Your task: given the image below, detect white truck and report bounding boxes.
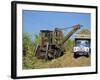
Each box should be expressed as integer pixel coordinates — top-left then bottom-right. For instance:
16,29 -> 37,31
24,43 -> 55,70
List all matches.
73,34 -> 90,58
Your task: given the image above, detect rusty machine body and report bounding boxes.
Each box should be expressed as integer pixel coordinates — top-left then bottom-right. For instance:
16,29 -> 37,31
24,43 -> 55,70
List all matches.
35,24 -> 81,60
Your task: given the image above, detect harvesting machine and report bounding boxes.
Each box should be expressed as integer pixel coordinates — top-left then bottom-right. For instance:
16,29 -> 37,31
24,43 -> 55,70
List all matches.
35,24 -> 81,60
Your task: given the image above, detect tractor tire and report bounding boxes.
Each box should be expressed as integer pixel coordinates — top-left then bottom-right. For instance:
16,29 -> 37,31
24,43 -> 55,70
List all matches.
57,49 -> 62,57
54,50 -> 58,59
53,49 -> 63,59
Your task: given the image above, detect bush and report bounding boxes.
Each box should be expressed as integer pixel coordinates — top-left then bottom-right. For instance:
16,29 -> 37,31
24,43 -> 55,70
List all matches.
23,32 -> 40,69
66,39 -> 74,51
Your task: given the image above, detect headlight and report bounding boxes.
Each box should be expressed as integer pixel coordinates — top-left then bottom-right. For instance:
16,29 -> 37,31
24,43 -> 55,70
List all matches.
84,47 -> 89,52
74,47 -> 77,52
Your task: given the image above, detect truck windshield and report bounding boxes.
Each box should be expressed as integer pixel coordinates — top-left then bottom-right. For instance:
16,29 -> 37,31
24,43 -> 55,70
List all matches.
75,40 -> 90,47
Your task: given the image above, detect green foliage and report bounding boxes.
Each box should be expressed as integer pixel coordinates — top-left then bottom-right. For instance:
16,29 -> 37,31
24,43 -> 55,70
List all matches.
23,32 -> 40,69
66,39 -> 74,51
23,33 -> 34,56
78,29 -> 90,35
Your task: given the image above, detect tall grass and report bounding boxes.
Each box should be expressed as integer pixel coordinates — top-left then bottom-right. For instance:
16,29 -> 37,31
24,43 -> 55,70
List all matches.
23,32 -> 40,69
66,39 -> 74,51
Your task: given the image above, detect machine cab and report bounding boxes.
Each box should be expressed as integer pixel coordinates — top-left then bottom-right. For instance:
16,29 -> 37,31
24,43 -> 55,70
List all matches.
40,30 -> 53,46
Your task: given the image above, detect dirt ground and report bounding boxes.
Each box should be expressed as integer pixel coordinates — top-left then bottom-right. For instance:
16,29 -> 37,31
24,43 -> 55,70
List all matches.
33,51 -> 91,69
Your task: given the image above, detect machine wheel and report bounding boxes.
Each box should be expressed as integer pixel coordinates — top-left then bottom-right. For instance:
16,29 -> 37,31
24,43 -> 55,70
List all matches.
53,49 -> 63,59
54,50 -> 58,59
57,49 -> 62,57
59,50 -> 64,57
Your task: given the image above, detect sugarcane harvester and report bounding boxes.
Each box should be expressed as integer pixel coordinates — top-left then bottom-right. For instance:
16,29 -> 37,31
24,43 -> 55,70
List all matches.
35,24 -> 81,60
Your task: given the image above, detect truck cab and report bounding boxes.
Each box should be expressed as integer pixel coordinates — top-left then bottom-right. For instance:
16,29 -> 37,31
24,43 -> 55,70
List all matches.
73,34 -> 91,58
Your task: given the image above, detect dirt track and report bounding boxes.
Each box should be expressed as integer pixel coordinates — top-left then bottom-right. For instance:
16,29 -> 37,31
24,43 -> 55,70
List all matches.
34,51 -> 91,69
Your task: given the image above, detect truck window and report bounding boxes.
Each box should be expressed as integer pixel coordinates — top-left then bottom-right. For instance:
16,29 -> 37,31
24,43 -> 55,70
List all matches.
75,39 -> 90,47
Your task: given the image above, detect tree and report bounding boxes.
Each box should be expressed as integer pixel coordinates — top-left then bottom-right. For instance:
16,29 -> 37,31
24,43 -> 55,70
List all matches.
78,29 -> 90,35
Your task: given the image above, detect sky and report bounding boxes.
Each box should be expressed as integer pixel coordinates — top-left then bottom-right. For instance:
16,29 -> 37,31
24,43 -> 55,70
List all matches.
22,10 -> 91,40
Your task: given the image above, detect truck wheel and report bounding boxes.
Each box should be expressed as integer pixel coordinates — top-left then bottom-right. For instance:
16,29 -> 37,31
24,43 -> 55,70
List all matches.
85,53 -> 89,57
74,53 -> 78,58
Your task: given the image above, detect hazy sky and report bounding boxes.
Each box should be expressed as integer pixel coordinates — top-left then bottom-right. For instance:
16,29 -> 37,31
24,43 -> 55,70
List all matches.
22,10 -> 91,40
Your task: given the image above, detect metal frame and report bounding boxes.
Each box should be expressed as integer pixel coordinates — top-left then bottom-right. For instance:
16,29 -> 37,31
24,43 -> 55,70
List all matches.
11,1 -> 98,79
